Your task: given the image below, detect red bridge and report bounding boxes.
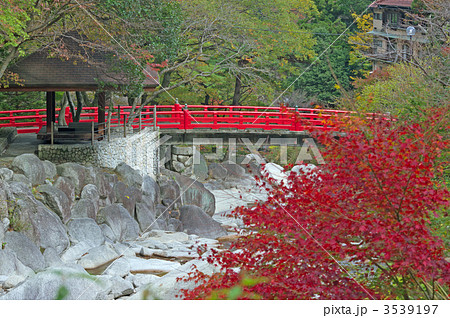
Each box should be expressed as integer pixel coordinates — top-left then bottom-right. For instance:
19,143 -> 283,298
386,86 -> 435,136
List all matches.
0,103 -> 355,134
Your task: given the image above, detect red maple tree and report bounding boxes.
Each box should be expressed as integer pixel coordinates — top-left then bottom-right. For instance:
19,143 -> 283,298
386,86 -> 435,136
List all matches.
182,110 -> 449,300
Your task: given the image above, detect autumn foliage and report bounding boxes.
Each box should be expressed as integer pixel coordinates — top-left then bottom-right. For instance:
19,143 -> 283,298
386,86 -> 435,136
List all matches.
182,111 -> 449,300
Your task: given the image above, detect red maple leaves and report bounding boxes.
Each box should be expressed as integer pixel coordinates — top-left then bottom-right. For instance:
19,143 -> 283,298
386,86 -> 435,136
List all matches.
182,110 -> 449,300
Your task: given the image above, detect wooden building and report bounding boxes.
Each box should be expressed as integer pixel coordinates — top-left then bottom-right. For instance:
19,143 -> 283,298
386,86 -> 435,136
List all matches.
0,34 -> 158,141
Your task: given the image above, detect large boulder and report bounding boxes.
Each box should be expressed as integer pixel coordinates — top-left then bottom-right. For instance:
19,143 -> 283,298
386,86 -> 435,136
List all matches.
78,244 -> 120,271
127,257 -> 181,275
53,176 -> 76,207
171,145 -> 193,156
221,161 -> 247,180
36,184 -> 71,223
43,247 -> 64,268
67,218 -> 105,247
154,204 -> 170,230
0,249 -> 34,279
113,181 -> 127,203
97,204 -> 140,241
80,184 -> 100,214
42,160 -> 57,180
208,163 -> 228,180
241,160 -> 263,178
161,170 -> 215,216
135,195 -> 159,233
95,172 -> 116,205
0,180 -> 8,219
60,241 -> 93,264
0,265 -> 108,300
0,168 -> 13,181
136,259 -> 220,300
103,258 -> 131,278
70,199 -> 97,220
5,180 -> 34,201
142,175 -> 160,204
114,162 -> 143,189
0,221 -> 4,244
56,163 -> 94,195
262,162 -> 288,184
3,231 -> 46,272
179,205 -> 227,239
11,174 -> 32,187
11,196 -> 69,254
290,163 -> 321,180
158,179 -> 181,205
122,186 -> 142,217
105,276 -> 134,299
11,154 -> 46,186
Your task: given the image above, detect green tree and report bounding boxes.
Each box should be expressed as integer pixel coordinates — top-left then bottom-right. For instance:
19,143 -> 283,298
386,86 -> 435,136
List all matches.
0,0 -> 96,84
352,63 -> 449,122
285,1 -> 372,106
153,0 -> 318,106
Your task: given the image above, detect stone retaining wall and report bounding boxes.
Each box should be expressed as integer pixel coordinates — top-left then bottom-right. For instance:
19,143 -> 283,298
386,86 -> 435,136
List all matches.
38,128 -> 159,177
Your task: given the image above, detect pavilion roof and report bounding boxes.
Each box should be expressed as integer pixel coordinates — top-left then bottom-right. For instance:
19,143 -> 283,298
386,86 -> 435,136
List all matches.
1,34 -> 159,92
369,0 -> 413,9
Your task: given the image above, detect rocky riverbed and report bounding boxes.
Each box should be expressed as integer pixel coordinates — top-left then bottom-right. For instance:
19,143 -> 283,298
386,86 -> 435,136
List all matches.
0,153 -> 277,300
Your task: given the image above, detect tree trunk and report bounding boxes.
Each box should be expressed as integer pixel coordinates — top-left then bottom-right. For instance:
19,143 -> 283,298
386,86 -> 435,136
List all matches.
232,72 -> 242,106
58,92 -> 68,127
162,71 -> 171,88
232,59 -> 245,106
75,91 -> 84,122
204,93 -> 210,105
0,47 -> 18,81
81,91 -> 93,107
126,93 -> 143,127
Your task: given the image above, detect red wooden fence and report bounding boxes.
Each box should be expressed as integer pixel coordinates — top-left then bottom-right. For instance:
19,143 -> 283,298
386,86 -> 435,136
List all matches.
0,103 -> 356,134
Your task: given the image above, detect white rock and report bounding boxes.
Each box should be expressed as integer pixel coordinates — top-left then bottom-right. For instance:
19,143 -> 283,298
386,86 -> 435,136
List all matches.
3,275 -> 27,289
127,257 -> 181,274
153,249 -> 199,259
60,241 -> 93,263
67,218 -> 105,247
131,273 -> 160,288
146,231 -> 190,243
133,259 -> 220,300
103,258 -> 131,278
137,238 -> 168,250
43,247 -> 64,268
262,162 -> 288,183
133,246 -> 161,258
291,163 -> 321,181
0,275 -> 7,284
2,218 -> 10,230
192,238 -> 220,248
105,276 -> 134,299
78,244 -> 119,270
112,242 -> 136,258
0,265 -> 107,300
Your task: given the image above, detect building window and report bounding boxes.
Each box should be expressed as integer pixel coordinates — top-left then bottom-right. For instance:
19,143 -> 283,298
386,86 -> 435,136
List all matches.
386,12 -> 399,25
374,13 -> 382,20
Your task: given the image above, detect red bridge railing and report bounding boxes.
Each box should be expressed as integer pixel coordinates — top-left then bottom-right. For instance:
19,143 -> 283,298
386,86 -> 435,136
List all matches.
0,103 -> 355,134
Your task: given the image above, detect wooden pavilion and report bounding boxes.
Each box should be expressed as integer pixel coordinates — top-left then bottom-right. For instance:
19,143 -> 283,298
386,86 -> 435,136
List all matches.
0,34 -> 158,141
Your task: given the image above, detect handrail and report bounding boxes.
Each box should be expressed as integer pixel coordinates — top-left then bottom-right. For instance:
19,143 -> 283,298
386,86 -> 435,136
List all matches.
0,104 -> 360,134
